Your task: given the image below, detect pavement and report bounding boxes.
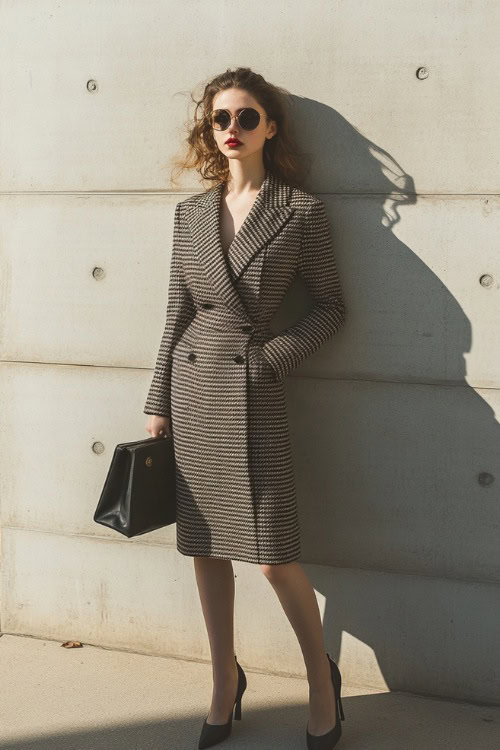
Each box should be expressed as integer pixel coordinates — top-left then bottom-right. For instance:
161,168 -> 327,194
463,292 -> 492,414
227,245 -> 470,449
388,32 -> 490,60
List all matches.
0,633 -> 498,749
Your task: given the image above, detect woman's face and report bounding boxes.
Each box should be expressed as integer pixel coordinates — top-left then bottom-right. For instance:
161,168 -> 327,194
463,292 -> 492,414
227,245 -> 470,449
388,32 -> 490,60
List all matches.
210,88 -> 277,164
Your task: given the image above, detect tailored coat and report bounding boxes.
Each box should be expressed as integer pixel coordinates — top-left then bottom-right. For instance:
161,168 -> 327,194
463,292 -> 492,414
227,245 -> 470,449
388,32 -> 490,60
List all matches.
144,168 -> 346,564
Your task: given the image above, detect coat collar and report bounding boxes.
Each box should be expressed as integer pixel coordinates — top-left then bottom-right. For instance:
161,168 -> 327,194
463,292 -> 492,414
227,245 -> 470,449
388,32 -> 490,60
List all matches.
186,168 -> 295,323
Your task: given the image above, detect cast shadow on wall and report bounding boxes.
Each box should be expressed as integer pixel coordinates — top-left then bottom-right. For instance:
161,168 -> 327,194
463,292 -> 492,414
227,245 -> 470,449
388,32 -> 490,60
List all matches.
278,96 -> 498,705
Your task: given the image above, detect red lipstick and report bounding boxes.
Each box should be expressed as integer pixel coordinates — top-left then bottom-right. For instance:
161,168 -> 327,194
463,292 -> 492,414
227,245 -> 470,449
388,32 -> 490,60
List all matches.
225,137 -> 242,146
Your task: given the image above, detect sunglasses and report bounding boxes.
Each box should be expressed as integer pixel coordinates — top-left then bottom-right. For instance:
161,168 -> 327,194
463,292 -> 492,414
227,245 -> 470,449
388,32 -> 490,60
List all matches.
209,107 -> 267,132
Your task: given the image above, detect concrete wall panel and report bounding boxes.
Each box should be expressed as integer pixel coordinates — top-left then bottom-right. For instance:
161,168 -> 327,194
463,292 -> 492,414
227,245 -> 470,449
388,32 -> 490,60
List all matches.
0,194 -> 179,369
1,362 -> 498,585
0,1 -> 499,194
1,194 -> 499,389
2,527 -> 498,704
289,376 -> 500,583
329,194 -> 500,389
0,360 -> 176,546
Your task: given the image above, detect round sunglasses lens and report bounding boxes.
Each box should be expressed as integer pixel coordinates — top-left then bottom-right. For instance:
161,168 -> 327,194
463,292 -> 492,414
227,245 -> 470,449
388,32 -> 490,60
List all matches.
212,110 -> 231,130
239,108 -> 260,130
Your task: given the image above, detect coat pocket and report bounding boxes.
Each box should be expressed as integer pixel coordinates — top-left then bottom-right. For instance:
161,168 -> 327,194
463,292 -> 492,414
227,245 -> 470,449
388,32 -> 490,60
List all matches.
255,344 -> 282,383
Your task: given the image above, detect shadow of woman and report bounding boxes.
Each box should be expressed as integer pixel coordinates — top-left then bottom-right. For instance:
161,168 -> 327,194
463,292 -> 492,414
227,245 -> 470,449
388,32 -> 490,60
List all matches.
279,97 -> 499,707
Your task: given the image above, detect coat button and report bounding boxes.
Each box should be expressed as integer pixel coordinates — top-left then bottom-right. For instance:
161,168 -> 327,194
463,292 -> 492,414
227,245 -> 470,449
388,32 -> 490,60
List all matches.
187,352 -> 196,361
241,325 -> 253,333
202,302 -> 214,309
234,354 -> 244,364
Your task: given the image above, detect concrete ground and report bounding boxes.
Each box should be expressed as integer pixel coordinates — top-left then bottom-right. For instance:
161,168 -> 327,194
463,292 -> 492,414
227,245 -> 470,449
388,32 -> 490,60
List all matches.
0,633 -> 498,750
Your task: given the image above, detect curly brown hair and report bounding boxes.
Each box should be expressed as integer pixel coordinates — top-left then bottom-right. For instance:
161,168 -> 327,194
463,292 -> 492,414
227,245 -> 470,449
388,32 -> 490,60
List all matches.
170,67 -> 310,191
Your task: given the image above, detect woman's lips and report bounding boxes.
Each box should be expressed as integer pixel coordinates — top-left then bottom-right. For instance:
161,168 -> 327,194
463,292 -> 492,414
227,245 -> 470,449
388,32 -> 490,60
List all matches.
226,139 -> 242,146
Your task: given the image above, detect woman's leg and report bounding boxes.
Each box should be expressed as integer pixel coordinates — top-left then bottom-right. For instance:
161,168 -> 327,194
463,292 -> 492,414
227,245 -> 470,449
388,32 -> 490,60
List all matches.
260,561 -> 337,736
193,556 -> 240,725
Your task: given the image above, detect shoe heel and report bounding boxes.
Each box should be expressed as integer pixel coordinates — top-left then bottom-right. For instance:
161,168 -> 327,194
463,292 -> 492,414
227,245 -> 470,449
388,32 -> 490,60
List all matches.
234,697 -> 242,720
338,696 -> 345,721
327,652 -> 346,722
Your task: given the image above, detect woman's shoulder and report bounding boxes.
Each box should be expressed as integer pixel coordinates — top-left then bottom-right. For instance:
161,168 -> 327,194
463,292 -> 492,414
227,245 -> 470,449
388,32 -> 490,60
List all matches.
176,191 -> 208,209
289,183 -> 325,214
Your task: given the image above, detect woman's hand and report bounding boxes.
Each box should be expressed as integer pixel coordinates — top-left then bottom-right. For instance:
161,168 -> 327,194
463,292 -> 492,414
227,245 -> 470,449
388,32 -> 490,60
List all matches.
146,414 -> 172,438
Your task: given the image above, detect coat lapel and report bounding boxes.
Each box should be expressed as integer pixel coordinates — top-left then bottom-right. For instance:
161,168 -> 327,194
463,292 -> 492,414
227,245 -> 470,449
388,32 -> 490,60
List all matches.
186,169 -> 295,322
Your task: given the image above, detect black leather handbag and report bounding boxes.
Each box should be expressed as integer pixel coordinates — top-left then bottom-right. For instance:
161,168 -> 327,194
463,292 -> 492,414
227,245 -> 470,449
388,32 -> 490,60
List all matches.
94,435 -> 177,538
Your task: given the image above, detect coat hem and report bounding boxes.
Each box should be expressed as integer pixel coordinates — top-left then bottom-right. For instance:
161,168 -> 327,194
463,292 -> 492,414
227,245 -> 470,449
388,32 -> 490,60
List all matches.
176,546 -> 301,566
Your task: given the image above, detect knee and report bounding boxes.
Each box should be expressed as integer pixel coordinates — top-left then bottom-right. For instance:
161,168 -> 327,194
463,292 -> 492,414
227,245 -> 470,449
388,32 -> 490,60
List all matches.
260,562 -> 294,581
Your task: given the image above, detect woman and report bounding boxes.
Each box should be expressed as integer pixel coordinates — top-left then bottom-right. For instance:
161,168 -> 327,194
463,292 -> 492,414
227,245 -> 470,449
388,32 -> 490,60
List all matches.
144,67 -> 346,750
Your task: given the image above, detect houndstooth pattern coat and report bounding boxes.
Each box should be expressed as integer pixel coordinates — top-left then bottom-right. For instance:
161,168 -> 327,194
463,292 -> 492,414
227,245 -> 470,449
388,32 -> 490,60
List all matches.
144,169 -> 346,564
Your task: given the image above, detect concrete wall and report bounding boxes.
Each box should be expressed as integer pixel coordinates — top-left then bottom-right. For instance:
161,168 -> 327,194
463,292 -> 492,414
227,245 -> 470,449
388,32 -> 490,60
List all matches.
1,0 -> 499,706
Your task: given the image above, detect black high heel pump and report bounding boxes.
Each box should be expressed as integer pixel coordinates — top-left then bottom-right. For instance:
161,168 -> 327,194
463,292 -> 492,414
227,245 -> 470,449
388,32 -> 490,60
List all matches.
198,654 -> 247,749
306,653 -> 345,750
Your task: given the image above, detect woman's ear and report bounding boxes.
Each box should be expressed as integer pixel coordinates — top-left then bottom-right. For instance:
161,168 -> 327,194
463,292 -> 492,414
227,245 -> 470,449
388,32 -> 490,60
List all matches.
267,119 -> 278,138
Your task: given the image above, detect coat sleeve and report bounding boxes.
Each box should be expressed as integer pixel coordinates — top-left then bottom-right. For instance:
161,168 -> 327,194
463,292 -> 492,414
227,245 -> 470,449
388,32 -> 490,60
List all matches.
261,197 -> 346,381
144,201 -> 196,417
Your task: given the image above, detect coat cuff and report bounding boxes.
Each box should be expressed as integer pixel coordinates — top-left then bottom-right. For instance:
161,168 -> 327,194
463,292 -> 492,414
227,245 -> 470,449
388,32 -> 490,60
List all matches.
143,405 -> 171,418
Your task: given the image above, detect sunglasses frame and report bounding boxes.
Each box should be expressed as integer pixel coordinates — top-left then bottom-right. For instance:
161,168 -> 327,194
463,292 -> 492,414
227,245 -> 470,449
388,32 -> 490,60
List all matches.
208,107 -> 268,132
